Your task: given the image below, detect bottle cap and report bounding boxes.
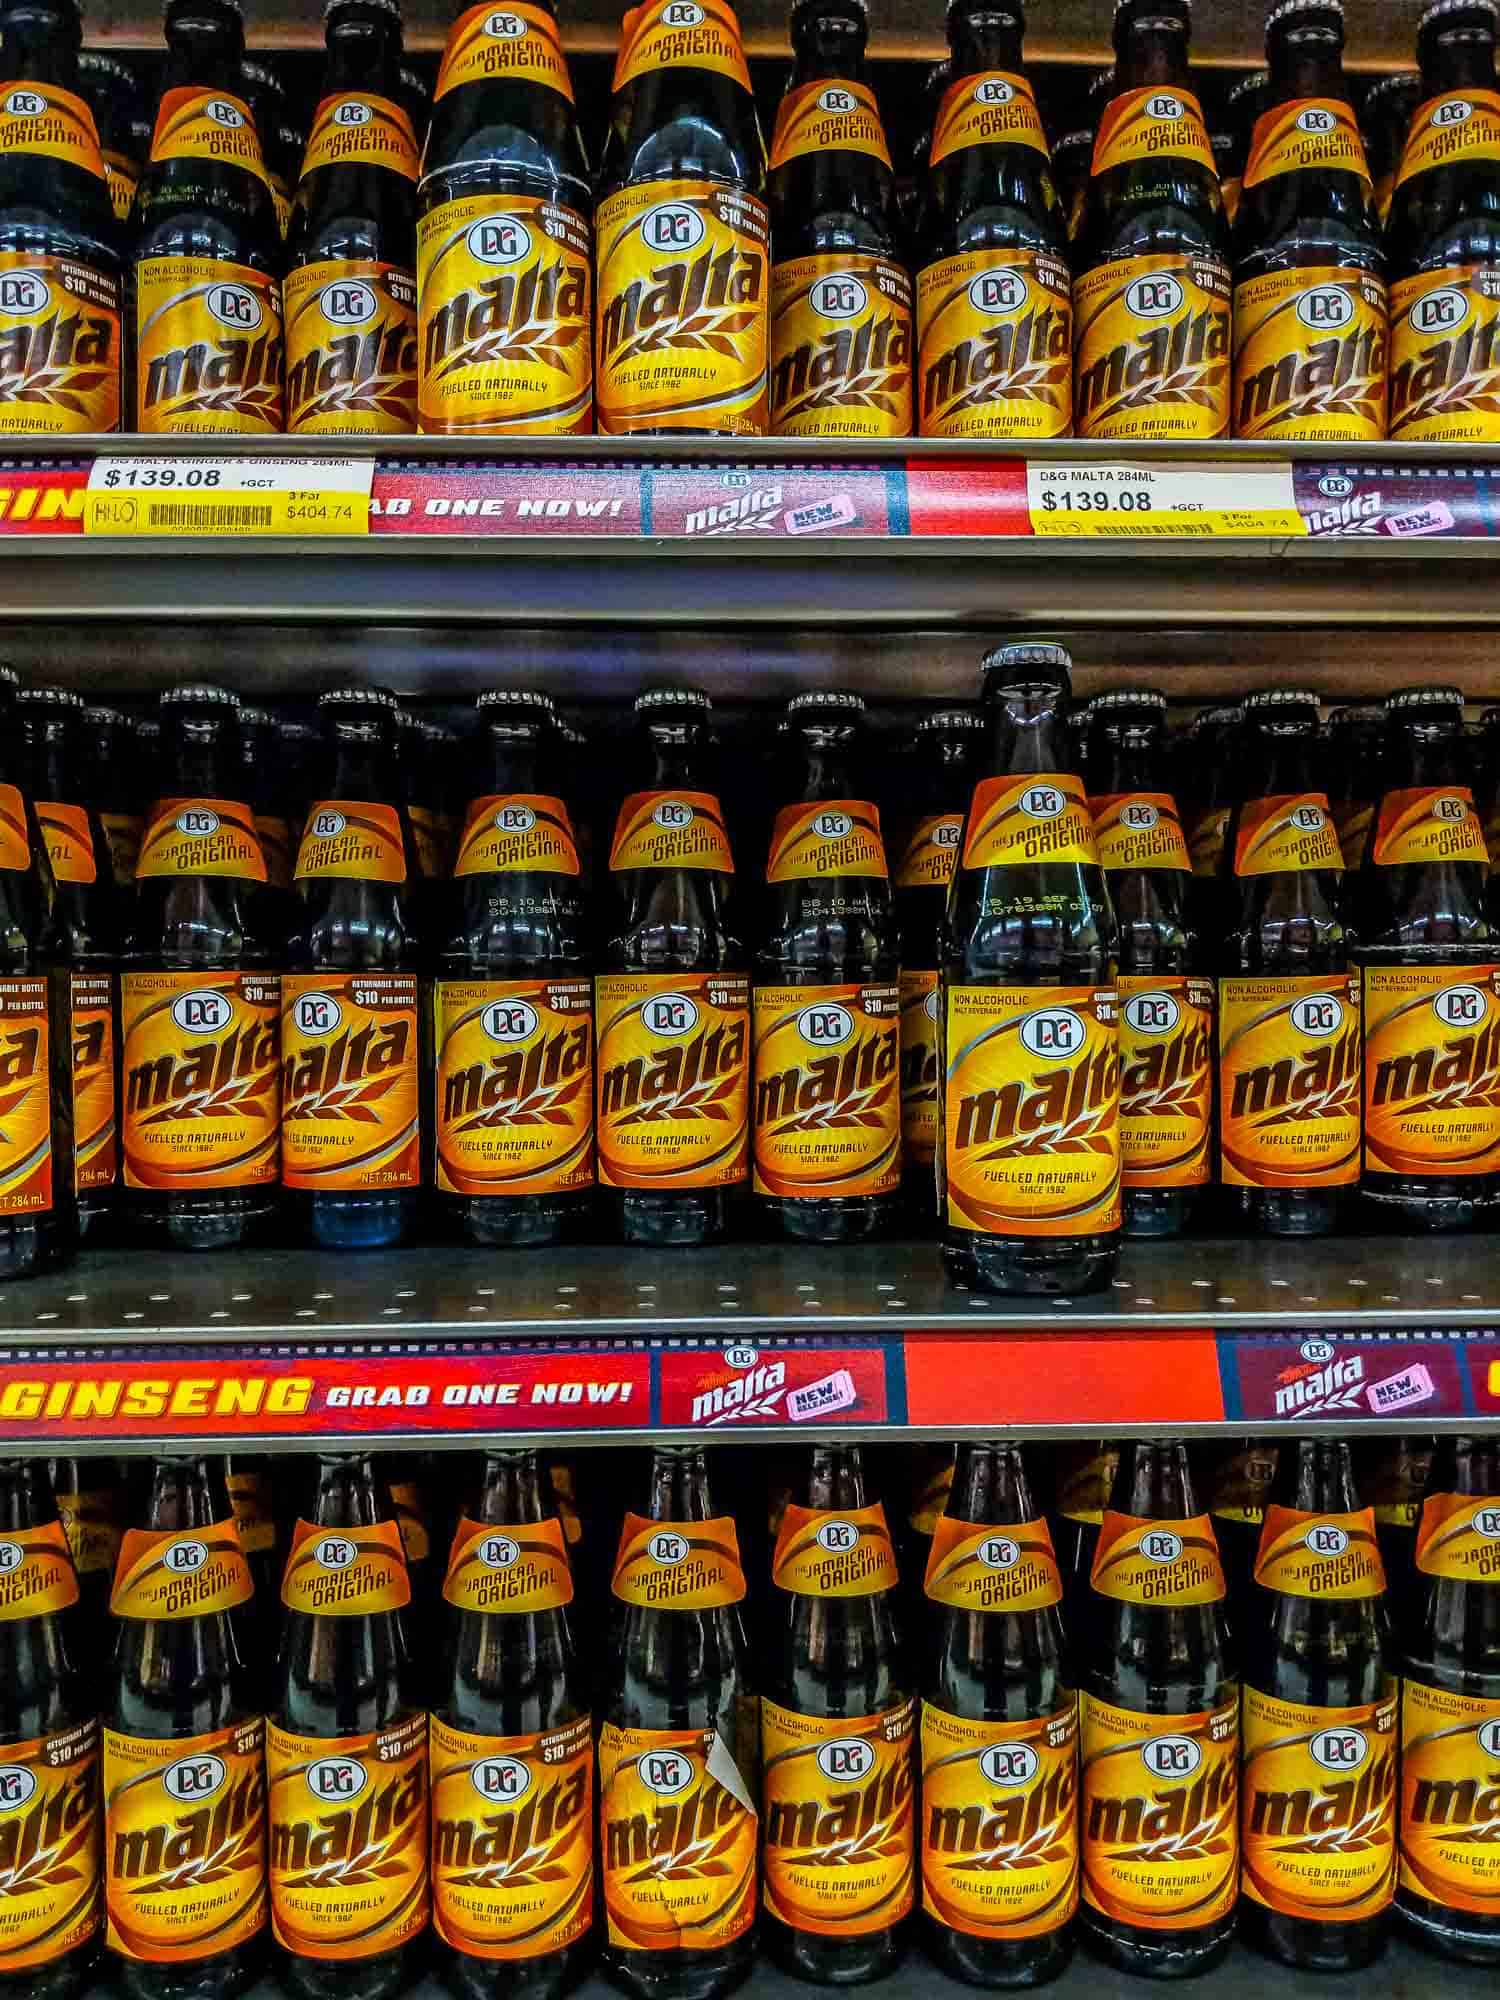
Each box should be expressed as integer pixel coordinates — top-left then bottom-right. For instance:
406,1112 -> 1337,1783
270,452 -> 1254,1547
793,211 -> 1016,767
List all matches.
78,51 -> 138,85
1091,687 -> 1168,711
946,0 -> 1020,23
240,704 -> 272,725
399,62 -> 429,96
1362,68 -> 1421,104
1388,684 -> 1465,709
1195,703 -> 1244,728
1054,125 -> 1092,150
317,686 -> 399,710
164,0 -> 244,17
980,640 -> 1074,677
787,689 -> 865,714
916,707 -> 984,732
1246,686 -> 1321,708
161,683 -> 241,708
82,704 -> 123,725
1420,0 -> 1496,32
1328,702 -> 1384,723
240,57 -> 285,90
635,686 -> 712,712
325,0 -> 403,19
1266,0 -> 1343,31
420,721 -> 453,743
0,666 -> 19,692
16,685 -> 84,710
1115,0 -> 1189,23
794,0 -> 869,21
1228,68 -> 1270,102
476,688 -> 556,712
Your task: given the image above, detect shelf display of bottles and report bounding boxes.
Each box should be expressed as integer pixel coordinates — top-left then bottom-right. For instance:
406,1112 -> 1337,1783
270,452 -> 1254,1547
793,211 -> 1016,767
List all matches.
2,0 -> 1497,441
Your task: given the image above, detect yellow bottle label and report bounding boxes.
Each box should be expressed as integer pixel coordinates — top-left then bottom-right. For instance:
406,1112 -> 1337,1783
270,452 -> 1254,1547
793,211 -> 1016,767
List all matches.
1090,792 -> 1190,872
280,1518 -> 410,1614
0,78 -> 103,172
595,970 -> 749,1191
0,788 -> 27,870
0,249 -> 120,435
38,802 -> 95,884
0,1518 -> 79,1616
895,812 -> 962,889
101,809 -> 143,889
436,3 -> 575,101
1417,1493 -> 1500,1578
227,1468 -> 277,1555
105,151 -> 137,221
120,970 -> 280,1193
135,256 -> 284,433
53,1488 -> 120,1578
1217,973 -> 1361,1190
751,982 -> 900,1201
1210,1444 -> 1277,1526
921,1701 -> 1077,1939
610,788 -> 733,872
416,194 -> 592,436
109,1519 -> 254,1619
1091,84 -> 1216,175
915,247 -> 1071,439
1073,252 -> 1230,440
1241,1686 -> 1397,1918
1253,1505 -> 1386,1598
924,1514 -> 1062,1611
430,1712 -> 593,1959
930,68 -> 1048,165
1371,785 -> 1489,867
104,1718 -> 266,1961
899,968 -> 940,1175
254,812 -> 291,890
908,1452 -> 954,1536
761,1698 -> 915,1936
135,797 -> 266,880
772,1500 -> 899,1597
771,78 -> 889,168
149,85 -> 268,183
1090,1510 -> 1227,1605
961,772 -> 1097,869
1401,1680 -> 1500,1911
0,977 -> 52,1219
612,0 -> 751,91
1332,796 -> 1374,870
0,1720 -> 99,1968
598,1722 -> 757,1950
1396,88 -> 1500,186
293,801 -> 407,882
1362,965 -> 1500,1180
267,1714 -> 429,1961
769,252 -> 912,438
1057,1445 -> 1117,1526
1244,97 -> 1371,188
1234,792 -> 1343,874
279,971 -> 420,1194
944,983 -> 1121,1238
611,1513 -> 746,1607
389,1481 -> 429,1566
1187,801 -> 1230,879
1233,264 -> 1387,441
454,793 -> 580,875
1080,1692 -> 1240,1931
595,178 -> 769,436
442,1514 -> 574,1611
1119,974 -> 1213,1190
766,799 -> 886,881
300,91 -> 419,177
284,259 -> 416,434
435,977 -> 593,1198
1390,264 -> 1500,442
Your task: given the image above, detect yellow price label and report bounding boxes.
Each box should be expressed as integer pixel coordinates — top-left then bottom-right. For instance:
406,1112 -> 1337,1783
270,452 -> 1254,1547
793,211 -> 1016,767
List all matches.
84,456 -> 372,537
1028,460 -> 1304,538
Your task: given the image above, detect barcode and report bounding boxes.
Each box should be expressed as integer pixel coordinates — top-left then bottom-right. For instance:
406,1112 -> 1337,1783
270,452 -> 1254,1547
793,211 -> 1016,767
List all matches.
147,502 -> 275,531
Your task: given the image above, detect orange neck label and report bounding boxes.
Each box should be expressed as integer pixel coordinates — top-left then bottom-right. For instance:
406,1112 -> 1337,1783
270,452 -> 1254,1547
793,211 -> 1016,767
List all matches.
54,1486 -> 121,1577
899,969 -> 940,1172
280,972 -> 420,1193
280,1519 -> 411,1615
294,801 -> 408,882
770,251 -> 913,439
0,79 -> 105,176
921,1701 -> 1078,1941
1371,785 -> 1489,867
1252,1505 -> 1386,1598
945,983 -> 1121,1238
1242,1686 -> 1396,1920
1092,84 -> 1215,175
1091,792 -> 1190,871
150,85 -> 269,185
1400,1680 -> 1500,1911
0,977 -> 53,1220
752,981 -> 899,1200
301,91 -> 419,178
1233,793 -> 1343,874
771,77 -> 890,168
962,773 -> 1097,869
104,1717 -> 266,1962
767,800 -> 885,881
1389,264 -> 1500,444
1245,97 -> 1371,188
436,976 -> 594,1198
0,786 -> 28,869
1073,253 -> 1230,441
909,1452 -> 954,1536
762,1698 -> 915,1935
930,69 -> 1047,166
0,1517 -> 79,1617
267,1713 -> 429,1961
135,257 -> 285,434
1211,1445 -> 1278,1526
255,812 -> 293,890
136,797 -> 268,880
430,1712 -> 592,1959
1233,265 -> 1387,442
436,2 -> 575,100
1362,965 -> 1500,1180
1397,89 -> 1500,186
1080,1694 -> 1240,1931
924,1514 -> 1063,1611
109,1520 -> 254,1619
39,802 -> 96,884
1217,974 -> 1361,1189
455,794 -> 580,875
1058,1446 -> 1117,1526
0,1720 -> 99,1970
612,1514 -> 747,1607
1119,975 -> 1213,1190
772,1501 -> 898,1597
227,1469 -> 276,1554
1188,801 -> 1230,877
1417,1493 -> 1500,1578
120,970 -> 281,1193
442,1515 -> 574,1612
916,247 -> 1072,440
105,150 -> 137,219
613,0 -> 751,90
599,1722 -> 757,1950
285,259 -> 417,436
595,971 -> 750,1192
1090,1510 -> 1227,1604
611,789 -> 734,872
896,811 -> 962,888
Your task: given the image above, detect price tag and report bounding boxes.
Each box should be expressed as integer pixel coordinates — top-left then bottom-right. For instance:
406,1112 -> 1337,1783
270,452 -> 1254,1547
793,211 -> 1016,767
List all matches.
1028,459 -> 1304,537
83,456 -> 373,537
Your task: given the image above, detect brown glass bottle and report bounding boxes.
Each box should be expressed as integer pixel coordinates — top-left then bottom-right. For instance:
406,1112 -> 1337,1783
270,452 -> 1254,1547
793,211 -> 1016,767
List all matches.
1198,1437 -> 1278,1602
1050,1439 -> 1117,1636
922,1439 -> 1076,1988
753,691 -> 898,1244
238,702 -> 295,942
270,1453 -> 428,2000
1232,0 -> 1385,440
601,1444 -> 758,2000
1220,69 -> 1269,225
1084,690 -> 1210,1239
1387,3 -> 1500,442
1074,0 -> 1231,439
1217,687 -> 1357,1238
898,58 -> 949,264
1355,1434 -> 1434,1642
223,1453 -> 281,1712
104,1455 -> 266,2000
431,1448 -> 592,1999
285,0 -> 418,434
1399,1433 -> 1500,1961
83,705 -> 141,893
768,0 -> 911,438
1177,702 -> 1242,941
1363,69 -> 1420,226
78,47 -> 145,223
599,688 -> 749,1246
121,686 -> 280,1252
438,689 -> 593,1247
1326,702 -> 1384,872
1240,1440 -> 1395,1969
595,0 -> 768,433
915,0 -> 1069,441
894,709 -> 981,1216
1357,685 -> 1499,1229
1079,1440 -> 1238,1978
941,643 -> 1120,1297
764,1442 -> 911,1983
131,0 -> 284,432
49,1453 -> 124,1698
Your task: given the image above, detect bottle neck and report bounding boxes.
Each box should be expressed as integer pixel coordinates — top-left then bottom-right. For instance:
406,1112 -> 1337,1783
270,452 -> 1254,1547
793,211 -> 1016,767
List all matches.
1275,1438 -> 1360,1513
1089,722 -> 1164,795
323,720 -> 398,801
474,1451 -> 545,1527
1385,720 -> 1468,791
1448,1433 -> 1500,1496
1113,1439 -> 1199,1518
0,3 -> 81,83
790,13 -> 868,83
1426,32 -> 1497,93
804,1443 -> 868,1510
323,12 -> 404,93
643,720 -> 711,791
167,715 -> 240,802
163,11 -> 245,93
1115,22 -> 1191,91
309,1453 -> 383,1528
1269,27 -> 1347,100
478,721 -> 546,796
948,12 -> 1024,75
948,1441 -> 1034,1526
981,682 -> 1074,777
793,723 -> 859,798
19,719 -> 71,802
144,1455 -> 225,1531
0,1459 -> 56,1532
646,1446 -> 716,1522
1247,719 -> 1319,797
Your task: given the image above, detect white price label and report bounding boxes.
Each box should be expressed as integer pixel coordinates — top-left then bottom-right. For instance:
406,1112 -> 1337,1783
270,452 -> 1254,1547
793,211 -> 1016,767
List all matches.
1028,460 -> 1303,537
84,455 -> 373,536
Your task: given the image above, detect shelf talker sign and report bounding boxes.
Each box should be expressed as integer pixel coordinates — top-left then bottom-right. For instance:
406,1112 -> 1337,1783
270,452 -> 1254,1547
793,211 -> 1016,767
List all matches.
83,455 -> 373,536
